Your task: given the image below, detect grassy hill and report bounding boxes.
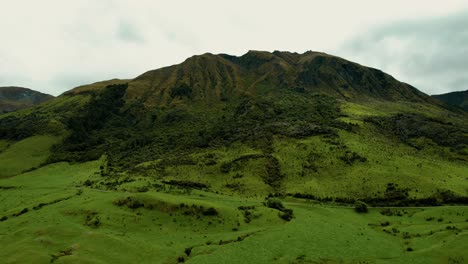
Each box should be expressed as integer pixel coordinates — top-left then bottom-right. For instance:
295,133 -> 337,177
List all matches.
0,51 -> 467,263
0,86 -> 54,114
432,89 -> 468,111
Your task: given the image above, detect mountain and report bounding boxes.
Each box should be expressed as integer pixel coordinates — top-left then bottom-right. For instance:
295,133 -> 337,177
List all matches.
0,50 -> 467,263
0,86 -> 54,113
67,50 -> 432,103
432,89 -> 468,111
1,50 -> 466,196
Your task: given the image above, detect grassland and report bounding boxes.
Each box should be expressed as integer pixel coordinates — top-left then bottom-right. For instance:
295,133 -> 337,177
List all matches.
0,135 -> 61,178
0,159 -> 466,263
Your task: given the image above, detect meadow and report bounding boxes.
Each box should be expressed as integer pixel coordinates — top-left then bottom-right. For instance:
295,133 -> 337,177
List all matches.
0,157 -> 466,264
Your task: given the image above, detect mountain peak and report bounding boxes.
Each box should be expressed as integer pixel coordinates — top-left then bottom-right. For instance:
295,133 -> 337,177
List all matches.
65,50 -> 433,106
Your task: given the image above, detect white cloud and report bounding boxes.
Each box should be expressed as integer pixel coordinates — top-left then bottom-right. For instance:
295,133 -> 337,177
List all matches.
0,0 -> 467,95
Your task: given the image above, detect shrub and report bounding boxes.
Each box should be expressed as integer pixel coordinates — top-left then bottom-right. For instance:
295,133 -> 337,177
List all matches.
137,186 -> 149,192
354,201 -> 368,213
380,221 -> 390,226
265,198 -> 285,211
238,206 -> 255,210
170,83 -> 192,98
265,198 -> 294,221
291,193 -> 316,200
85,215 -> 101,228
163,180 -> 208,190
340,151 -> 367,165
13,208 -> 29,217
220,162 -> 231,173
279,209 -> 294,221
202,207 -> 219,216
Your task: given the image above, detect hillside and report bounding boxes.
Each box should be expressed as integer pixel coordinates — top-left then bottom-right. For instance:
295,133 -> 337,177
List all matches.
432,89 -> 468,111
0,51 -> 467,263
0,86 -> 54,114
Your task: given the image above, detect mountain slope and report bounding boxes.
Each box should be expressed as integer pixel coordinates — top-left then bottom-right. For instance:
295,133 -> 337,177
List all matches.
0,86 -> 54,113
0,50 -> 466,200
432,89 -> 468,111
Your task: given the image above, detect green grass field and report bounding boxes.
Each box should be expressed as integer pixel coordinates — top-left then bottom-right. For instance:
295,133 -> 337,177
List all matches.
0,159 -> 466,264
0,135 -> 61,178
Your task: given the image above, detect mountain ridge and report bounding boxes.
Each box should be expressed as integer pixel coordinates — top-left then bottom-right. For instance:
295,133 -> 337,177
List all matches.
432,89 -> 468,111
65,50 -> 434,107
0,86 -> 54,113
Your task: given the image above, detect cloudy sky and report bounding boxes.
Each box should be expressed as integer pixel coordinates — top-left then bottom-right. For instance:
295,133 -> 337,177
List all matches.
1,0 -> 467,96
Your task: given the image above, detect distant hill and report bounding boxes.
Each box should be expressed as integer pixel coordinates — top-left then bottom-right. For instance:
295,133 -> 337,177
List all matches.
0,86 -> 54,113
432,90 -> 468,111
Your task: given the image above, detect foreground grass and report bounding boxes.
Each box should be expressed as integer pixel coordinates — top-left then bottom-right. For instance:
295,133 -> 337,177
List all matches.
0,161 -> 466,263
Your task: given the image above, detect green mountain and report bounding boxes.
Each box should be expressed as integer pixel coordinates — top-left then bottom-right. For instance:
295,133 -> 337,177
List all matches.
432,89 -> 468,111
1,50 -> 466,196
0,86 -> 54,114
0,51 -> 467,263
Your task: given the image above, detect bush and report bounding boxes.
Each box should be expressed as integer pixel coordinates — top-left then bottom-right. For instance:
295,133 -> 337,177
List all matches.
170,83 -> 192,98
220,162 -> 231,173
13,208 -> 29,217
202,207 -> 219,216
265,198 -> 294,221
354,201 -> 368,213
340,151 -> 367,165
265,198 -> 285,211
279,208 -> 294,221
380,221 -> 390,226
137,186 -> 149,192
162,180 -> 208,190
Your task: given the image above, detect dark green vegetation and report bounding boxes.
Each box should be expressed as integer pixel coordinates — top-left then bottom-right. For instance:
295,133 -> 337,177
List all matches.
432,89 -> 468,111
0,50 -> 467,263
0,86 -> 54,114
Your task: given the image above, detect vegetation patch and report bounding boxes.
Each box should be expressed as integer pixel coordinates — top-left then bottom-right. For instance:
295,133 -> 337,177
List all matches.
354,201 -> 369,213
365,113 -> 468,157
238,205 -> 259,223
263,156 -> 284,189
265,198 -> 294,221
84,211 -> 101,228
162,180 -> 208,190
339,150 -> 367,165
113,195 -> 219,217
50,246 -> 76,263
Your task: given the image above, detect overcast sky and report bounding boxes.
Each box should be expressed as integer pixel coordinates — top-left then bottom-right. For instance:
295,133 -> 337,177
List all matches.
1,0 -> 467,96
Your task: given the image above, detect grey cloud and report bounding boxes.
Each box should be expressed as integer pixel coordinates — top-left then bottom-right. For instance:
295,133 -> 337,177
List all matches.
338,10 -> 468,95
117,21 -> 144,43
